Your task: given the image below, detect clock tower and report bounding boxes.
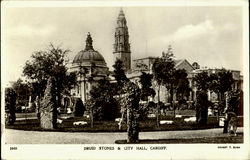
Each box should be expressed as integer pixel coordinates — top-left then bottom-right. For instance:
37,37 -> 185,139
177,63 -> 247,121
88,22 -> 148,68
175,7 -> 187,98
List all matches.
113,9 -> 131,72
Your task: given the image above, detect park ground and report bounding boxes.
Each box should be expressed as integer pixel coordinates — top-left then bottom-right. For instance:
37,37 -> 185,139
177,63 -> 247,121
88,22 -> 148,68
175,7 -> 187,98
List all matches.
4,127 -> 243,144
4,110 -> 244,144
6,110 -> 222,132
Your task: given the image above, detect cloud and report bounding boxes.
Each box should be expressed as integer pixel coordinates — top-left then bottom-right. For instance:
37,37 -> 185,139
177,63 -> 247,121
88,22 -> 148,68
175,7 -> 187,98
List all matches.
6,24 -> 56,37
150,19 -> 215,46
143,19 -> 241,73
156,19 -> 237,45
147,19 -> 238,54
170,20 -> 214,42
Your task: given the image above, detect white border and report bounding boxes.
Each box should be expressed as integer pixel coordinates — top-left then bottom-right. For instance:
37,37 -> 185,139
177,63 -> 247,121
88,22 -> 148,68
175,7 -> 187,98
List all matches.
1,0 -> 246,7
1,1 -> 249,160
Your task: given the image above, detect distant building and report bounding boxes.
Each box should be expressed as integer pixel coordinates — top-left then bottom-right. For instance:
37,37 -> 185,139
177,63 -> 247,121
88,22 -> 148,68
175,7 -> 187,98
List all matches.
68,9 -> 243,107
70,33 -> 108,103
127,53 -> 242,105
188,68 -> 242,103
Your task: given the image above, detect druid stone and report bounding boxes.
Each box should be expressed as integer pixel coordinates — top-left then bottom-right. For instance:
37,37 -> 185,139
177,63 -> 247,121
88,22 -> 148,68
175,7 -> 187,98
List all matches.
6,88 -> 17,125
40,77 -> 57,129
121,81 -> 140,143
195,91 -> 209,125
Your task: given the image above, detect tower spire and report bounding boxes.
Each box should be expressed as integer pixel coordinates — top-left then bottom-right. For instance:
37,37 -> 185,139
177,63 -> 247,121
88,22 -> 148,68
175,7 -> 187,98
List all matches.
113,9 -> 131,72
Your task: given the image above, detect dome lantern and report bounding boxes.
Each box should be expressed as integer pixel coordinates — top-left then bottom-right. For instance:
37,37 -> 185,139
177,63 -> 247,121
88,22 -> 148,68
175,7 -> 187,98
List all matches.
72,32 -> 107,66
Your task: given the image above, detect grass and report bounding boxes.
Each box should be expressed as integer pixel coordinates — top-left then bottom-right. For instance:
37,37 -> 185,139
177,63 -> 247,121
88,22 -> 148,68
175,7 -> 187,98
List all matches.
15,112 -> 37,118
6,113 -> 221,132
115,133 -> 244,144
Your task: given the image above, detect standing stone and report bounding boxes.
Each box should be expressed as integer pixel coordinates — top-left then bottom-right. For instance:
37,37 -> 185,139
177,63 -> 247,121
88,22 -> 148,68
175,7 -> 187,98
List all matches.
40,77 -> 57,129
121,81 -> 140,143
6,88 -> 17,125
195,90 -> 209,125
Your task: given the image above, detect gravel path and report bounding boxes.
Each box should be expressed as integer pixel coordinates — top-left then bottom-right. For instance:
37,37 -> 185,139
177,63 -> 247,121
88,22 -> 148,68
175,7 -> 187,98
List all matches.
4,127 -> 243,144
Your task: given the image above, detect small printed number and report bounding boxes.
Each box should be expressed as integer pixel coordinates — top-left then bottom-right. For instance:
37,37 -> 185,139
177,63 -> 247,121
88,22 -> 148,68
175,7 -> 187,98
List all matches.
10,147 -> 17,150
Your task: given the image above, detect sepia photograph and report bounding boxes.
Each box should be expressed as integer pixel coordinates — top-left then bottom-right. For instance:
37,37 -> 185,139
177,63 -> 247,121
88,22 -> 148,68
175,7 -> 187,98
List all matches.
1,0 -> 249,159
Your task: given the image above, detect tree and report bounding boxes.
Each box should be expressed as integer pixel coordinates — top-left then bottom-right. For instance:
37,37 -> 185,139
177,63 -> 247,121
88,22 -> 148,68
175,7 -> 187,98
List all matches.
88,78 -> 118,120
174,69 -> 190,101
112,59 -> 129,92
209,69 -> 234,116
23,44 -> 77,118
112,59 -> 129,129
86,77 -> 118,127
227,91 -> 241,115
173,69 -> 191,112
194,71 -> 210,125
152,57 -> 166,127
12,78 -> 30,108
217,69 -> 234,97
194,71 -> 210,92
152,51 -> 175,126
139,72 -> 155,101
137,72 -> 156,120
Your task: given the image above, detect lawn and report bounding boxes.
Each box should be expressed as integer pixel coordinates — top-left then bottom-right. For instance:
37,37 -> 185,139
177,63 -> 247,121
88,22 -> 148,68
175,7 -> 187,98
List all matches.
6,111 -> 222,132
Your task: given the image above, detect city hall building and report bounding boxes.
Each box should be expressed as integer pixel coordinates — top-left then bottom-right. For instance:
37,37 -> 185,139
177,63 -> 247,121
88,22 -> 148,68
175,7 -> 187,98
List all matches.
69,9 -> 243,107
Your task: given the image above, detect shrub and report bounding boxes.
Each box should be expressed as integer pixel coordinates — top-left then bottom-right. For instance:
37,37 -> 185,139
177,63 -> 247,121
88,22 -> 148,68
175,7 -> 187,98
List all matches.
148,101 -> 156,113
102,99 -> 119,120
178,99 -> 186,105
178,99 -> 187,110
74,98 -> 85,117
16,105 -> 22,113
89,99 -> 119,121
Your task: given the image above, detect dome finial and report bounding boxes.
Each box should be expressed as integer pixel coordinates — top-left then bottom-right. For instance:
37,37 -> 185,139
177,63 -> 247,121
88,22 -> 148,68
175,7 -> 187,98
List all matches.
85,32 -> 94,51
119,8 -> 124,16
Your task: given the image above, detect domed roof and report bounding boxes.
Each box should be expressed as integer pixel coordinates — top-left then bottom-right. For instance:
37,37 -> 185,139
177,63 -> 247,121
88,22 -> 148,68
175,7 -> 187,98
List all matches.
73,33 -> 106,65
73,49 -> 106,64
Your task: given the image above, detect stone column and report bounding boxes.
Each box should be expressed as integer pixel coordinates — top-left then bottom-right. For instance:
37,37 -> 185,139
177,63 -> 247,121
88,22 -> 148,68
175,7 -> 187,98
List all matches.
193,88 -> 197,101
207,90 -> 211,101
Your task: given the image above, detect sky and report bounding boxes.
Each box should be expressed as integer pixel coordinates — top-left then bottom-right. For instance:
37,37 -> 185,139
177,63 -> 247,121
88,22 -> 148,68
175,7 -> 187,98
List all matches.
2,4 -> 245,86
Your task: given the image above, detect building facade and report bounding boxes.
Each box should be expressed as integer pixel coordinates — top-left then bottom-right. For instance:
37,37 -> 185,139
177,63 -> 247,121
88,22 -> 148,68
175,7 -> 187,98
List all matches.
70,33 -> 108,103
128,54 -> 196,104
128,54 -> 242,106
